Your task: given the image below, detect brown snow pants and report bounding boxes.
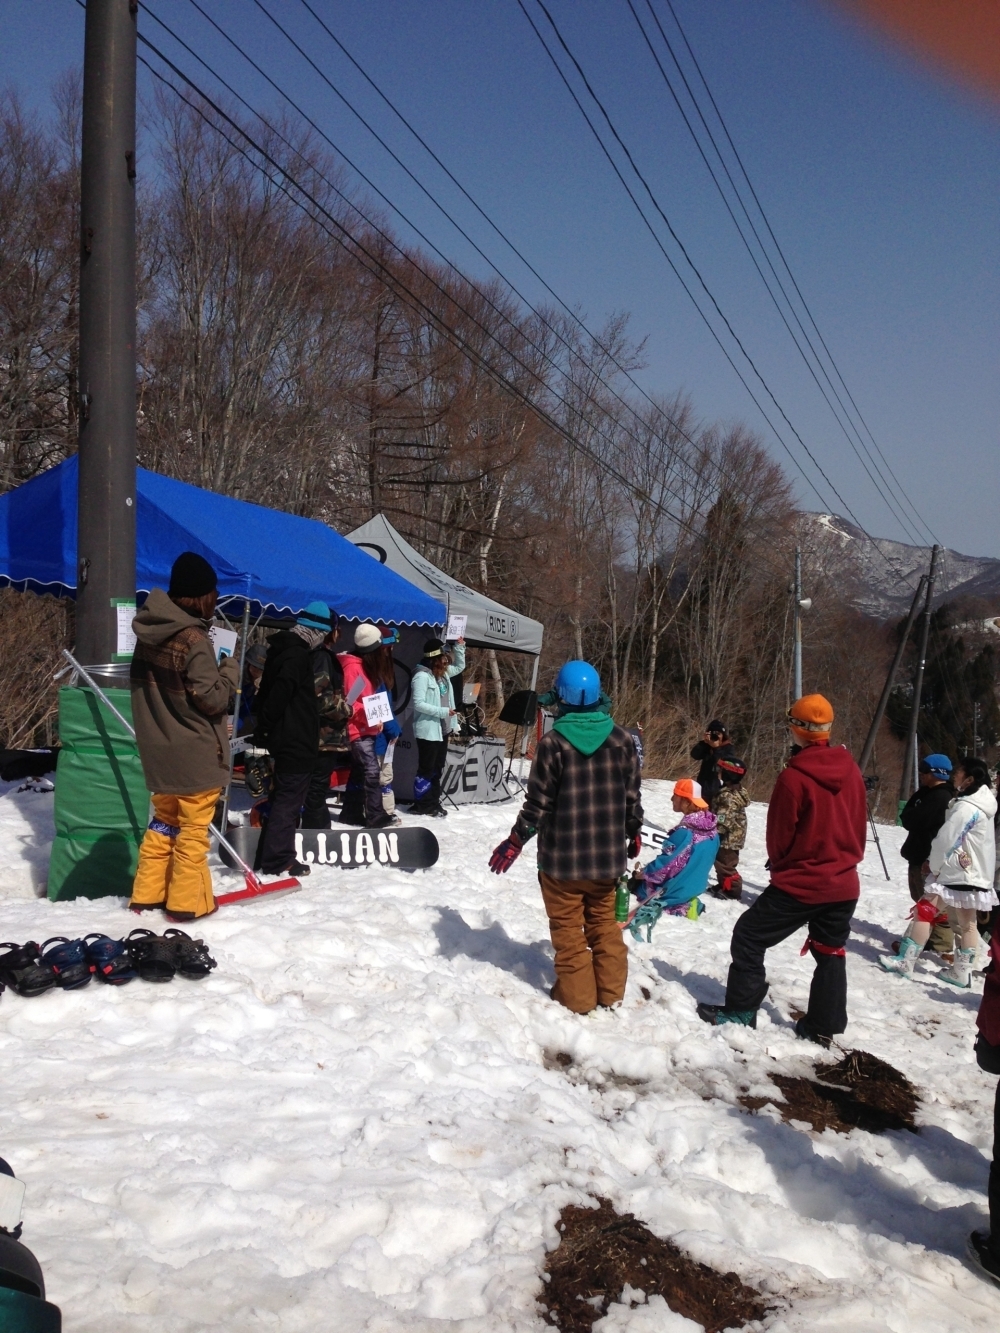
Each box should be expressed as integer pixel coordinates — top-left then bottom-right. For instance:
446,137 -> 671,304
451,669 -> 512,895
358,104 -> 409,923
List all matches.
539,873 -> 628,1014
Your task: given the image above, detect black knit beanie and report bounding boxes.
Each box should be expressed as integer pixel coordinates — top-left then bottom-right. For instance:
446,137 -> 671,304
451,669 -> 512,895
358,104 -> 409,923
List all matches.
168,551 -> 218,599
422,638 -> 446,662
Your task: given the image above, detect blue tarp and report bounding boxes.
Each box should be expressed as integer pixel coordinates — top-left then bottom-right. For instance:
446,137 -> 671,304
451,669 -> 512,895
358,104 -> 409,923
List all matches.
0,455 -> 446,626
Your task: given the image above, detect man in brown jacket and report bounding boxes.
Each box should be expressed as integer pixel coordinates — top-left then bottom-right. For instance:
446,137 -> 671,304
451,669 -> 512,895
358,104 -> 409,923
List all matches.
129,552 -> 239,920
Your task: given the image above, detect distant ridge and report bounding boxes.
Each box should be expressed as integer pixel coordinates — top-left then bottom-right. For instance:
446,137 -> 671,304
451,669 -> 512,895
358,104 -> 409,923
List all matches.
799,514 -> 1000,620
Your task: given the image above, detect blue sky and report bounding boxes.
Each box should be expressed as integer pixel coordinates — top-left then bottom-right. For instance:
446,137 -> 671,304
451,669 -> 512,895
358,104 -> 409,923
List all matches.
4,1 -> 998,556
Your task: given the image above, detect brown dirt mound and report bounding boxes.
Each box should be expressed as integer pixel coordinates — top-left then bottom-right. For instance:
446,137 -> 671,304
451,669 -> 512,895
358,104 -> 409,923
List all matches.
541,1197 -> 770,1332
740,1048 -> 919,1134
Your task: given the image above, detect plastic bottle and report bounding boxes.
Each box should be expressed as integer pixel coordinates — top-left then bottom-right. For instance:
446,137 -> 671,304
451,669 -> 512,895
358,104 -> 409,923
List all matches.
614,874 -> 630,923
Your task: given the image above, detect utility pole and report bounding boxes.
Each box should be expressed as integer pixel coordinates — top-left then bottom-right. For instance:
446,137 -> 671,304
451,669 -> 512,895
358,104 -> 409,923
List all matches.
76,0 -> 138,669
791,547 -> 811,701
899,544 -> 939,804
857,574 -> 926,775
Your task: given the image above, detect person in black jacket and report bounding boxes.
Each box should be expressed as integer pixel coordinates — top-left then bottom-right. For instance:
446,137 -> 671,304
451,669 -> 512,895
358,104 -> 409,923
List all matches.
254,604 -> 331,876
898,753 -> 955,955
303,614 -> 351,829
690,720 -> 739,805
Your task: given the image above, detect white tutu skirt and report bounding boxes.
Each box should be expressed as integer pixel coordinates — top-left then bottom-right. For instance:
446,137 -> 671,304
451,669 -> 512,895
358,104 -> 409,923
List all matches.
930,882 -> 999,912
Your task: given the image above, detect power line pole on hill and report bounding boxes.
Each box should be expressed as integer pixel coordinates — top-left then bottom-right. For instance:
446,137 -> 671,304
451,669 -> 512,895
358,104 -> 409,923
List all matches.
76,0 -> 137,669
899,544 -> 940,807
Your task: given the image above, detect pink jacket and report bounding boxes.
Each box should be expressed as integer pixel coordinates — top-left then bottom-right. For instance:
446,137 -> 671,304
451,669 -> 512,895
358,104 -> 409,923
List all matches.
338,653 -> 384,743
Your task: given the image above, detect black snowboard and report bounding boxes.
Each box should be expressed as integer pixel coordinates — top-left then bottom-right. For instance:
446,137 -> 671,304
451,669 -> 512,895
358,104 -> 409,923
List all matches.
220,824 -> 439,871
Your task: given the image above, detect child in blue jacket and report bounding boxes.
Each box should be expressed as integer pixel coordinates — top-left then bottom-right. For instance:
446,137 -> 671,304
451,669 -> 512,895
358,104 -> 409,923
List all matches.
629,778 -> 719,939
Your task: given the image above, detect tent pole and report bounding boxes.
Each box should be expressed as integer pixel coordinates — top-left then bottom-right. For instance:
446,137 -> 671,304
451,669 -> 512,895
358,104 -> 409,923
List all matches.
219,598 -> 251,832
519,655 -> 540,774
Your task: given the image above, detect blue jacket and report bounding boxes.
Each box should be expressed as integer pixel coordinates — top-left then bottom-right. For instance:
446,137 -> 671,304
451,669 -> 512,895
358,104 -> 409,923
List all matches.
412,644 -> 466,742
639,823 -> 719,907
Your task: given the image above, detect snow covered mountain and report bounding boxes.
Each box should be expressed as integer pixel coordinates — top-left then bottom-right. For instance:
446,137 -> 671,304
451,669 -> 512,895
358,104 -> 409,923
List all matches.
799,514 -> 1000,620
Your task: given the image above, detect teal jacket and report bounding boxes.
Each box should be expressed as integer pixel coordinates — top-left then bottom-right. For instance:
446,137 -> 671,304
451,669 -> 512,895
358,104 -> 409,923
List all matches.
412,644 -> 466,742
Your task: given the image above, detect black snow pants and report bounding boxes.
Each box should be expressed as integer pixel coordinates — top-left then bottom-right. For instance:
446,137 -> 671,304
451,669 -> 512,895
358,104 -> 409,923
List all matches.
724,884 -> 857,1037
991,1078 -> 1000,1243
256,764 -> 311,873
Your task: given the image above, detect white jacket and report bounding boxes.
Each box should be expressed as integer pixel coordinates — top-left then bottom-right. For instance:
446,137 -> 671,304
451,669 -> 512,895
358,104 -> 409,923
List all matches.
928,783 -> 998,889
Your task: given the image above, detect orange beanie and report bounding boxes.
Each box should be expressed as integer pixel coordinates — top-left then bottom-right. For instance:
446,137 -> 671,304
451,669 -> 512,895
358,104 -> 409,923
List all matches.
788,694 -> 834,743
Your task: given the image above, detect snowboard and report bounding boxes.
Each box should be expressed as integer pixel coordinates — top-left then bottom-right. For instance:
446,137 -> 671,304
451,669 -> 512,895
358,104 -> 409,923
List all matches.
218,824 -> 439,872
641,821 -> 670,851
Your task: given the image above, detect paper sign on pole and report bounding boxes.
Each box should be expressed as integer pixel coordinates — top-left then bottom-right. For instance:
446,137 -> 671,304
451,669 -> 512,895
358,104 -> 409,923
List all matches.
362,693 -> 394,727
115,603 -> 136,657
446,613 -> 467,641
209,626 -> 238,663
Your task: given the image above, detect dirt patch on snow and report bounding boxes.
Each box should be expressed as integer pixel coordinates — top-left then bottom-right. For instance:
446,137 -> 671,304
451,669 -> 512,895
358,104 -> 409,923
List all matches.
540,1197 -> 770,1332
740,1049 -> 919,1134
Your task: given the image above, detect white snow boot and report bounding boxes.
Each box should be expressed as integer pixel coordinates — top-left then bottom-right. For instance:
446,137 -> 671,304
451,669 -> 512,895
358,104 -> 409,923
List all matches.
940,946 -> 976,989
879,934 -> 922,978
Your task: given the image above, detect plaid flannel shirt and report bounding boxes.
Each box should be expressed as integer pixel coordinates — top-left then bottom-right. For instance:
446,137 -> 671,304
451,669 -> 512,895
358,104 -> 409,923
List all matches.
514,724 -> 643,881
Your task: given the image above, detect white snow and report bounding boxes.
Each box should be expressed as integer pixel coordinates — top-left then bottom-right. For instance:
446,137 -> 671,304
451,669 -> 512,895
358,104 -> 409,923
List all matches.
1,774 -> 999,1331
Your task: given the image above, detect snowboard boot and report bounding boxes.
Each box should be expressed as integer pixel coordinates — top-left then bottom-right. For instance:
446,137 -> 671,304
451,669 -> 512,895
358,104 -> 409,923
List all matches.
696,1001 -> 757,1029
879,934 -> 922,978
968,1231 -> 1000,1288
794,1016 -> 832,1049
708,874 -> 743,903
940,946 -> 976,989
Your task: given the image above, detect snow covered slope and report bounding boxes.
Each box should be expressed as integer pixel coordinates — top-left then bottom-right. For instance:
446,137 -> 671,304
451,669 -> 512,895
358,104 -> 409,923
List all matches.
1,777 -> 999,1331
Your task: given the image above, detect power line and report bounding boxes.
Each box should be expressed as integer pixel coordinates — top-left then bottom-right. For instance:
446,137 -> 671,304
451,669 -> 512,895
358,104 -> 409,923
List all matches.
144,2 -> 705,494
521,0 -> 924,587
137,0 -> 795,588
661,0 -> 938,548
120,16 -> 750,569
628,0 -> 931,548
641,0 -> 937,548
520,0 -> 850,517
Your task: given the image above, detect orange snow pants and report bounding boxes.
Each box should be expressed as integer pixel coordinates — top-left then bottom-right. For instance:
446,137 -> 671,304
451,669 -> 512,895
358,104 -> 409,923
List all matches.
540,872 -> 628,1014
130,789 -> 220,918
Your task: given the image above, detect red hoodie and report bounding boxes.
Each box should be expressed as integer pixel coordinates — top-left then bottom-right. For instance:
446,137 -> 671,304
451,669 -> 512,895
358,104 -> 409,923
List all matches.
766,743 -> 868,903
977,930 -> 1000,1047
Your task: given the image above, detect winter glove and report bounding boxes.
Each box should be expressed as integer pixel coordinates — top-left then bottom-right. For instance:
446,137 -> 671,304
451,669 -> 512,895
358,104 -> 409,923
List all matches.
489,830 -> 523,875
627,833 -> 642,859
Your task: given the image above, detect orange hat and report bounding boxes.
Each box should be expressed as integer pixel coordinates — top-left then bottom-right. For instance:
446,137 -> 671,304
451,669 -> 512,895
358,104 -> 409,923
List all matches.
673,778 -> 709,810
788,693 -> 834,742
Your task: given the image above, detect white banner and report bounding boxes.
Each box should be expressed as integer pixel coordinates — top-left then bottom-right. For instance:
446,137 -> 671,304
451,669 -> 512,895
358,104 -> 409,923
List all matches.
440,737 -> 511,805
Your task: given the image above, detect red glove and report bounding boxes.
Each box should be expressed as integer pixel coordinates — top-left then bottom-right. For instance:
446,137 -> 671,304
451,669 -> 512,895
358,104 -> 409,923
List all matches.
627,833 -> 642,859
489,830 -> 523,874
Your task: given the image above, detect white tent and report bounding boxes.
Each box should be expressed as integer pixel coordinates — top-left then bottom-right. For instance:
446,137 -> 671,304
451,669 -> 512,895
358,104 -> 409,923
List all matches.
347,514 -> 544,658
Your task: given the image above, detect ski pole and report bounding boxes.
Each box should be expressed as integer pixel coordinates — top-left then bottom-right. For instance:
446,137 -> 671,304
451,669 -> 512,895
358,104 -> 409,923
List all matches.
868,807 -> 890,881
60,649 -> 267,887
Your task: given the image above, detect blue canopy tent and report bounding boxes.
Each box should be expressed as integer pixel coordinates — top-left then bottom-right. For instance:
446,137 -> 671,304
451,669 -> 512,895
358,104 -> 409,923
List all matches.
0,456 -> 445,903
0,454 -> 447,625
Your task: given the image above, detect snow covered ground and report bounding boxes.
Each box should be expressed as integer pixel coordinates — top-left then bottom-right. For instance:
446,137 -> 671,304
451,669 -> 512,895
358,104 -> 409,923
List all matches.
1,774 -> 999,1331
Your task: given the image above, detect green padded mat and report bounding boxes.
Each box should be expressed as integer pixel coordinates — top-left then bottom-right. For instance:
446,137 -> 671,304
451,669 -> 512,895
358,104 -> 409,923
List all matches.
47,686 -> 149,901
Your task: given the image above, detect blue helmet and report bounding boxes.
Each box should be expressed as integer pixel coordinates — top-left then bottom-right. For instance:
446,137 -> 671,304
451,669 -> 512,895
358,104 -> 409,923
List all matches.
554,660 -> 602,707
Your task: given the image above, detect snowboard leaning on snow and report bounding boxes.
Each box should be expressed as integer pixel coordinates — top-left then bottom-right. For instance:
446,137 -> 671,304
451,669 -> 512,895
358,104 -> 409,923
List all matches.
296,826 -> 438,869
220,825 -> 439,872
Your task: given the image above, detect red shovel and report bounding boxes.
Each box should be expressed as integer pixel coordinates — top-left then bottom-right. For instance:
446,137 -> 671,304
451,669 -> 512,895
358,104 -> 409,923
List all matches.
212,824 -> 301,906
